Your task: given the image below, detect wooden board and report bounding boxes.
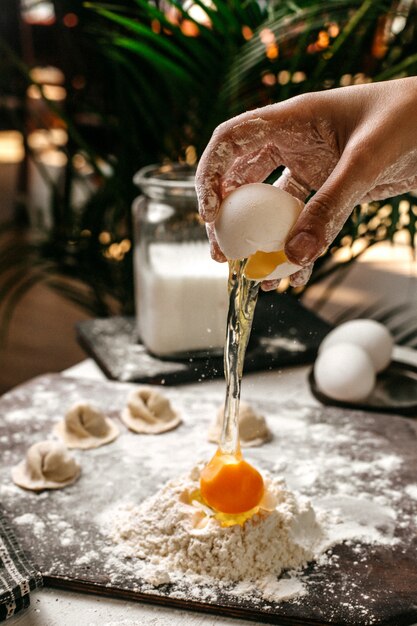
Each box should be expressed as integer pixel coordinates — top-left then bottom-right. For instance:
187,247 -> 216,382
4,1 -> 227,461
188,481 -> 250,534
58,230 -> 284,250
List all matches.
0,374 -> 417,626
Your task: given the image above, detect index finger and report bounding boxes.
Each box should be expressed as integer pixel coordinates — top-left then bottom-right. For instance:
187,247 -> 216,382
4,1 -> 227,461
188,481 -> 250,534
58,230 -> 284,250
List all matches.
195,106 -> 284,222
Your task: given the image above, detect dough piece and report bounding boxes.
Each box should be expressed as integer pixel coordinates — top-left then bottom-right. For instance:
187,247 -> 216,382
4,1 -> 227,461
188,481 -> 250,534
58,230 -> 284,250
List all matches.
12,441 -> 80,491
208,401 -> 272,448
54,402 -> 119,449
121,387 -> 181,434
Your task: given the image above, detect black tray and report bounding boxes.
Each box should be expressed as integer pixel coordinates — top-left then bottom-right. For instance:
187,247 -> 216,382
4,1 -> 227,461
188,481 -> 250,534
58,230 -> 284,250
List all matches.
309,359 -> 417,417
76,292 -> 332,385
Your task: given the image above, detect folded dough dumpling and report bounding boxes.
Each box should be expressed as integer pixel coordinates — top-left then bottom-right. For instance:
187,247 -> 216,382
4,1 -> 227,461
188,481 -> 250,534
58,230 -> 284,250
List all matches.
54,402 -> 119,449
12,441 -> 80,491
209,401 -> 272,447
121,387 -> 181,434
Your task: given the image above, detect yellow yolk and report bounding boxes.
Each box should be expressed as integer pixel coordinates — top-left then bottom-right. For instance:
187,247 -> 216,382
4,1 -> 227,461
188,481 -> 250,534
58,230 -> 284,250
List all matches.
244,249 -> 288,280
200,449 -> 264,515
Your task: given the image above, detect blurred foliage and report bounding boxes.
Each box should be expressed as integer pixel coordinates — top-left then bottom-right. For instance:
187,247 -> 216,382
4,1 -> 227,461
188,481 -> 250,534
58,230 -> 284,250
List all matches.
1,0 -> 417,327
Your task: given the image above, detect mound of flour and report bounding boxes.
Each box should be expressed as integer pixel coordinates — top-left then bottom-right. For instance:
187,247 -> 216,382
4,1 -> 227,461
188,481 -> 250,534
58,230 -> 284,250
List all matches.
106,465 -> 324,588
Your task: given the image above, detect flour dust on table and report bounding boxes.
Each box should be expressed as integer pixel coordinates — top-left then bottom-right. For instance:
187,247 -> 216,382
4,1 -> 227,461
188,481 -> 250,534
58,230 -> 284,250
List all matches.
1,375 -> 417,625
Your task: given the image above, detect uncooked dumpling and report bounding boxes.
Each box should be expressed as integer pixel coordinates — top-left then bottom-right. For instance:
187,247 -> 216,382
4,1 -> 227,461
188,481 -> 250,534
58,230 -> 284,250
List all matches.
121,387 -> 181,434
12,441 -> 80,491
209,401 -> 272,447
54,402 -> 119,449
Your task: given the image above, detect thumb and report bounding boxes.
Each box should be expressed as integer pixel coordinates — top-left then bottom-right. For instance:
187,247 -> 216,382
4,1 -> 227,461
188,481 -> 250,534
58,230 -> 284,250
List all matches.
284,151 -> 367,266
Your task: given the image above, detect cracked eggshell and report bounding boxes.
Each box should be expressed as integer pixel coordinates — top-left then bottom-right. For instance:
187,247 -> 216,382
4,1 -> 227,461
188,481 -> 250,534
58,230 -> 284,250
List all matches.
214,183 -> 303,280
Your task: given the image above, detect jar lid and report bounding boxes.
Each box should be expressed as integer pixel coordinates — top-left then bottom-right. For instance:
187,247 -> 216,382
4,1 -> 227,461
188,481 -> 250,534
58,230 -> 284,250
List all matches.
133,163 -> 196,201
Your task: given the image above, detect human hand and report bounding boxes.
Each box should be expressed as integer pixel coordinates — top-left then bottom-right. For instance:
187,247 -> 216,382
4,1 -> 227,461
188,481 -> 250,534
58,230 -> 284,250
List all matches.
195,77 -> 417,288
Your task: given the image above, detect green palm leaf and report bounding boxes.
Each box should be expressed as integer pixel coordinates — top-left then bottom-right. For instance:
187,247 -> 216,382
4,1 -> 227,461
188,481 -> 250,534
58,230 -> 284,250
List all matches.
0,0 -> 416,331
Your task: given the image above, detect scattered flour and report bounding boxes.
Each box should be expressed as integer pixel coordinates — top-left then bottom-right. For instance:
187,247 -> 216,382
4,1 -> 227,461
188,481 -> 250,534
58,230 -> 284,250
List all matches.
4,409 -> 32,424
59,527 -> 76,547
405,484 -> 417,500
14,512 -> 45,537
102,461 -> 399,603
75,550 -> 100,566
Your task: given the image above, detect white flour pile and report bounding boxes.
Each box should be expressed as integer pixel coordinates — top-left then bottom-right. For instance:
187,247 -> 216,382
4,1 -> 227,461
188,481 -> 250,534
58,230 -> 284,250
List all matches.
105,465 -> 325,599
103,443 -> 404,604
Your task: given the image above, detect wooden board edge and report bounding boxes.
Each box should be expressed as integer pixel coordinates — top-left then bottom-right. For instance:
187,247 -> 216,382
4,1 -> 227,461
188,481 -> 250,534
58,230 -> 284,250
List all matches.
42,575 -> 327,626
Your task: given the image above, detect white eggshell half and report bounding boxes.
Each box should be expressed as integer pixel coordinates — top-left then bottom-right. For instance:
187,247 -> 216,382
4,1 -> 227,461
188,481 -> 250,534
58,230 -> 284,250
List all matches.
319,319 -> 393,373
215,183 -> 303,277
314,343 -> 376,403
262,259 -> 303,281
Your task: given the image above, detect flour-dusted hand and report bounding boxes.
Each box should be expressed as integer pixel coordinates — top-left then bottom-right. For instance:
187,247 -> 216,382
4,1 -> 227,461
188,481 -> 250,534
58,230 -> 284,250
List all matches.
195,77 -> 417,287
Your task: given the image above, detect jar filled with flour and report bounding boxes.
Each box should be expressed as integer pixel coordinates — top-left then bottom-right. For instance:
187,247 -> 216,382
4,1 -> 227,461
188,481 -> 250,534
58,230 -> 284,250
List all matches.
132,163 -> 229,357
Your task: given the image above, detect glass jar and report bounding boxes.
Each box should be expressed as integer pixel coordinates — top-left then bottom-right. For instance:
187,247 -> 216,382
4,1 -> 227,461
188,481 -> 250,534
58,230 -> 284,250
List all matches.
132,163 -> 229,358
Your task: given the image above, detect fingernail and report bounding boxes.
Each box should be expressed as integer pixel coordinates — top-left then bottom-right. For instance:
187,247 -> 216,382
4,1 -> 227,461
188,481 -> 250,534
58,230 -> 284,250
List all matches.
261,279 -> 280,292
289,264 -> 313,287
285,232 -> 318,265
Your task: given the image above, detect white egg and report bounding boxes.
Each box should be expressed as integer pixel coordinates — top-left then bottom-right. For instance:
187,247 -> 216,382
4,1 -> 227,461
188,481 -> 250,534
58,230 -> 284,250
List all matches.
319,319 -> 393,373
314,343 -> 376,403
214,183 -> 303,280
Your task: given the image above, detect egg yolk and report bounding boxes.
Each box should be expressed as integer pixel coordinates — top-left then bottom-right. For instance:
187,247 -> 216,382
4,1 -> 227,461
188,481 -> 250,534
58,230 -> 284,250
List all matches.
244,249 -> 288,280
200,449 -> 264,514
